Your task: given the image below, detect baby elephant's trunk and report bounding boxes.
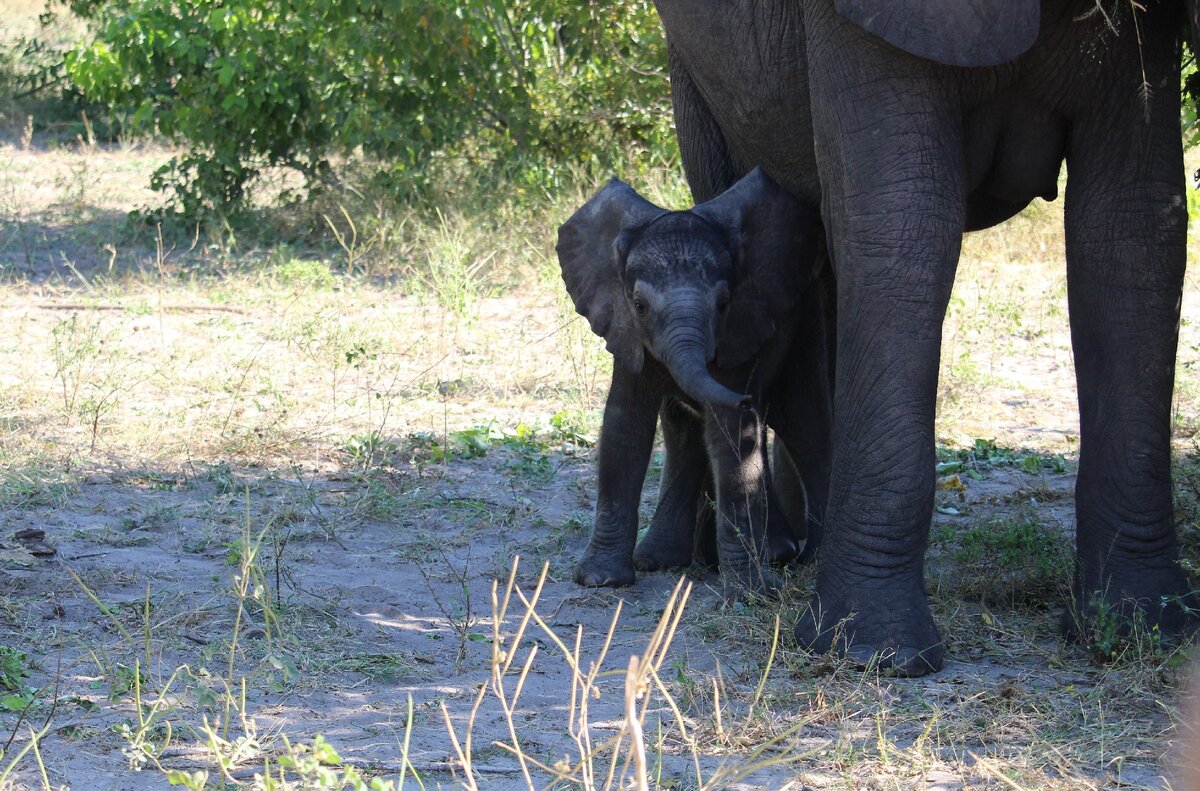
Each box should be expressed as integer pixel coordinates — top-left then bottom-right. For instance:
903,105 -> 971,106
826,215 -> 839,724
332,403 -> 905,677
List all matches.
659,325 -> 750,412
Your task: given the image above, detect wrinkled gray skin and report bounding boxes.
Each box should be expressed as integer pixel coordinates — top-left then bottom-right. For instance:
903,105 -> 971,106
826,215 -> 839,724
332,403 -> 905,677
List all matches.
557,169 -> 822,598
653,0 -> 1199,675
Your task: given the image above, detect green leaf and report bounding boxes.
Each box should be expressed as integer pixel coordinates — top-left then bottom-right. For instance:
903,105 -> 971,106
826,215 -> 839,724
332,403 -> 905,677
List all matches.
1019,455 -> 1042,474
0,693 -> 30,712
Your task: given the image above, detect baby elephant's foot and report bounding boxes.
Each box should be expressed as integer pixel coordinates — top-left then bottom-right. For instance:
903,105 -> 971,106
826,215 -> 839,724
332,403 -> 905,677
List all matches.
766,530 -> 801,566
573,549 -> 636,588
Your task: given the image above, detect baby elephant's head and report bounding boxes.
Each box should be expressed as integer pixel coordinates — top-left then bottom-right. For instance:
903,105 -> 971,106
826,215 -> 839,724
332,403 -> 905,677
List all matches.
556,168 -> 820,410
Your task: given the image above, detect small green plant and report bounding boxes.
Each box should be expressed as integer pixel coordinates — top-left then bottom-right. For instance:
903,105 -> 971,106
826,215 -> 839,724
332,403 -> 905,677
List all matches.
48,312 -> 143,451
350,470 -> 410,521
417,549 -> 483,674
343,431 -> 397,469
499,422 -> 555,483
504,448 -> 554,483
1077,595 -> 1189,666
0,646 -> 36,713
105,661 -> 145,701
205,462 -> 238,495
272,734 -> 407,790
548,409 -> 599,448
49,313 -> 102,415
331,653 -> 414,684
430,425 -> 495,462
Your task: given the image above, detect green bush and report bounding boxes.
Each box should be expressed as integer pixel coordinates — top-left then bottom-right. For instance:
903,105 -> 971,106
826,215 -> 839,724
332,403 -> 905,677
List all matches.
64,0 -> 672,219
0,11 -> 114,141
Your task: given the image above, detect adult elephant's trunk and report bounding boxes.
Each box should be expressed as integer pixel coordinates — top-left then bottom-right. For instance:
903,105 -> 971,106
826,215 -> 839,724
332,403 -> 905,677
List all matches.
658,322 -> 750,412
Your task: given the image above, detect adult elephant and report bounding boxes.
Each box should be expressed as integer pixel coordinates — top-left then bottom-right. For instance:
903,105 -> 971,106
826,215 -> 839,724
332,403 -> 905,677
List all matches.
653,0 -> 1197,675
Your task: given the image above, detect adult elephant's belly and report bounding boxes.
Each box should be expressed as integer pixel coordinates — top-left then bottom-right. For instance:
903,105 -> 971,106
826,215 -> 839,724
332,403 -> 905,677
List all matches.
963,93 -> 1069,231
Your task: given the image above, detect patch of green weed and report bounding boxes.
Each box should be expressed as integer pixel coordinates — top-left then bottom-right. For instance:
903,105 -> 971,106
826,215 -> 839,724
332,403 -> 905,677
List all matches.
351,471 -> 410,521
1078,595 -> 1194,668
0,462 -> 73,508
343,430 -> 397,469
272,257 -> 337,289
932,509 -> 1070,606
936,438 -> 1069,479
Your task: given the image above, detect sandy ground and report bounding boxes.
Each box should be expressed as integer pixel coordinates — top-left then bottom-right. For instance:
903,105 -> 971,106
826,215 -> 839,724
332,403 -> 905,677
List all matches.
0,138 -> 1198,790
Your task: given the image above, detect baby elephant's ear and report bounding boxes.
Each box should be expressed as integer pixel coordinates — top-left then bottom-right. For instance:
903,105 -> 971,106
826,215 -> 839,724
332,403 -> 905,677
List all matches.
693,168 -> 821,368
557,179 -> 665,374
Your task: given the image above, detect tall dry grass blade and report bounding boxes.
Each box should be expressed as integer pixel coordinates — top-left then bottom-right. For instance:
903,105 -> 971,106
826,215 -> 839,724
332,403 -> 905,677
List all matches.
440,700 -> 478,791
641,577 -> 691,677
500,560 -> 549,678
513,578 -> 621,685
487,559 -> 541,790
701,719 -> 825,789
637,578 -> 691,725
490,642 -> 537,790
970,753 -> 1034,791
396,694 -> 421,790
0,721 -> 51,787
712,673 -> 725,741
460,681 -> 488,787
569,623 -> 583,737
646,664 -> 704,787
624,655 -> 650,791
28,727 -> 50,791
745,615 -> 781,725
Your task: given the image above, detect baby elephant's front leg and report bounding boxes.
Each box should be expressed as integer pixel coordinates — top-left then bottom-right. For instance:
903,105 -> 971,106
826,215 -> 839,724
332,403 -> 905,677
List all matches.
705,406 -> 783,599
574,367 -> 660,587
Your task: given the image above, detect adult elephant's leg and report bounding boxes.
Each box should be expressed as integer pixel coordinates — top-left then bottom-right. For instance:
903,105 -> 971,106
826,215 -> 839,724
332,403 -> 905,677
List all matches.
1062,30 -> 1194,639
574,367 -> 660,587
794,4 -> 961,675
706,405 -> 782,598
635,397 -> 708,570
668,43 -> 737,205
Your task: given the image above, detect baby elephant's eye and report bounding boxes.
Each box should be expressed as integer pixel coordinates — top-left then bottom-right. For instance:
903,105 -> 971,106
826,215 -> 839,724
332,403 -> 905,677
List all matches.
716,290 -> 731,314
632,294 -> 649,317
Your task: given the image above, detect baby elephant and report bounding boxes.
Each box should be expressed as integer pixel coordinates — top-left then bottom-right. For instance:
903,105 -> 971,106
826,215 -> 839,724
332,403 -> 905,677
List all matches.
557,168 -> 823,598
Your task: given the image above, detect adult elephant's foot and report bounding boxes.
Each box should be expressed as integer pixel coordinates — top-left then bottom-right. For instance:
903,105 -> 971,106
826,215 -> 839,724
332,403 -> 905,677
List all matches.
793,580 -> 944,677
1062,563 -> 1198,648
573,550 -> 636,588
